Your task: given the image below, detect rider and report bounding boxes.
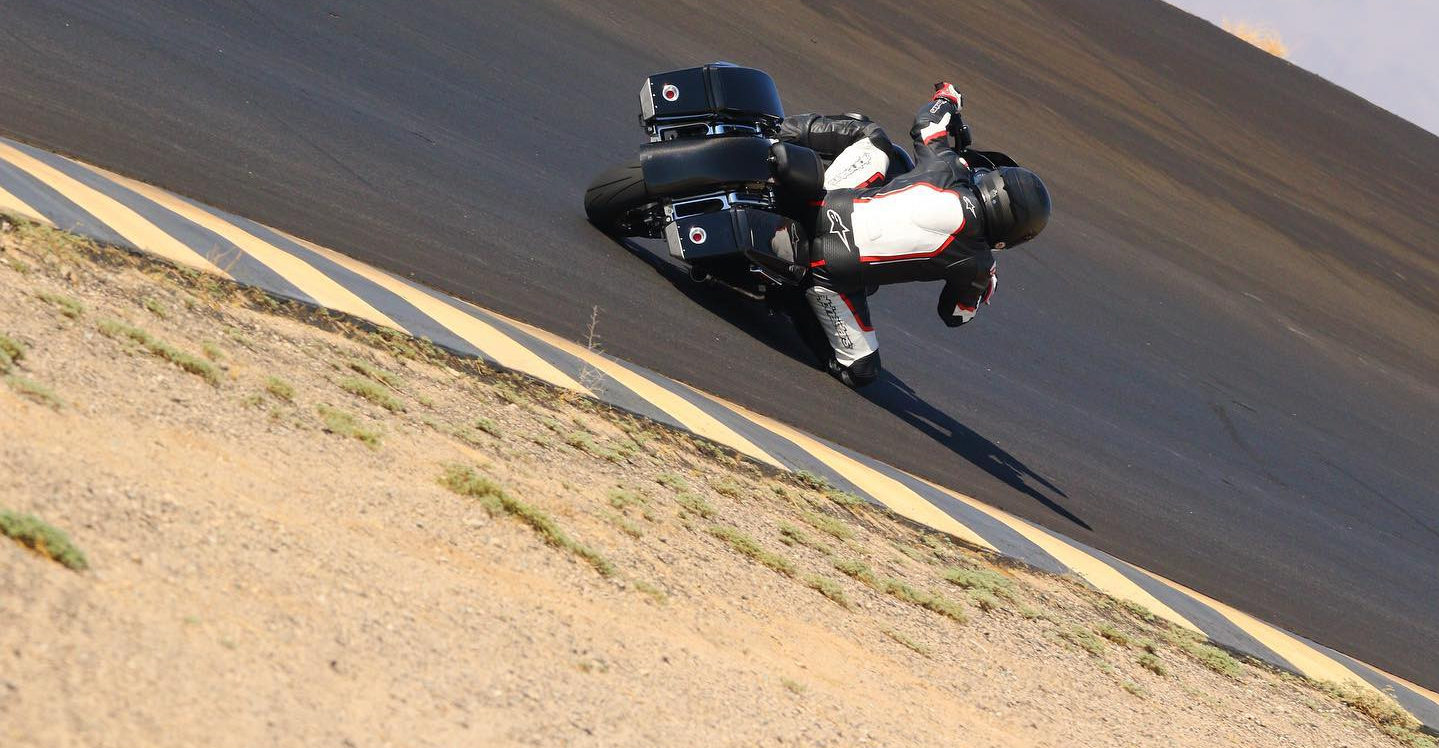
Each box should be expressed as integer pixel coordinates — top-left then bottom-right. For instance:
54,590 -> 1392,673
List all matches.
777,82 -> 1051,387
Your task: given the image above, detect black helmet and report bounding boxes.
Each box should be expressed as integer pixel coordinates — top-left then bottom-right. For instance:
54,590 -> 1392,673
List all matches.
974,167 -> 1051,249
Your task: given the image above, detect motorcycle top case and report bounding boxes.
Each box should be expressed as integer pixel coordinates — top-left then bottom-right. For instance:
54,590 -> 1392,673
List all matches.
640,64 -> 784,126
664,207 -> 808,284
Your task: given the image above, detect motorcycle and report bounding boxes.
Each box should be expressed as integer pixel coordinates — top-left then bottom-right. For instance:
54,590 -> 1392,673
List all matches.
584,62 -> 1018,304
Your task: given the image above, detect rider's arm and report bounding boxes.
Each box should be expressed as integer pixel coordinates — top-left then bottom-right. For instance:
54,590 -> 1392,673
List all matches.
909,82 -> 972,164
936,256 -> 997,327
779,114 -> 893,159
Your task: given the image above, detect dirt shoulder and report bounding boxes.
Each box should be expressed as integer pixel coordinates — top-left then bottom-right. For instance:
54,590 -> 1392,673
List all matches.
0,218 -> 1430,747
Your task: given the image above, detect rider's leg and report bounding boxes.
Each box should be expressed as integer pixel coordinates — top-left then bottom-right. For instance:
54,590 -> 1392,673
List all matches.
801,282 -> 881,387
823,137 -> 892,190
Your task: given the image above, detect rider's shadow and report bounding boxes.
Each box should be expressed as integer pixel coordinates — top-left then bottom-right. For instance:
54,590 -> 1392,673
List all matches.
860,372 -> 1090,531
608,235 -> 1086,531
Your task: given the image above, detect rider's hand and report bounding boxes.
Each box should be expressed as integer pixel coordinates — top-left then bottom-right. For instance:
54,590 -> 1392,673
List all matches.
932,82 -> 962,110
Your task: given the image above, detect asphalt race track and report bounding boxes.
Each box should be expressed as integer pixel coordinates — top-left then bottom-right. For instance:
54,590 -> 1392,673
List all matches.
2,1 -> 1436,687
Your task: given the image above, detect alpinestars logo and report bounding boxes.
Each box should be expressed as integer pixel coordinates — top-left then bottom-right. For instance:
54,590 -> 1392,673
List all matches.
831,151 -> 872,184
826,209 -> 851,251
816,295 -> 854,348
962,194 -> 977,216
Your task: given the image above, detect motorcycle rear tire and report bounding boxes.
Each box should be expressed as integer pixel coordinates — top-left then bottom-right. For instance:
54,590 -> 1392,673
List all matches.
584,161 -> 651,236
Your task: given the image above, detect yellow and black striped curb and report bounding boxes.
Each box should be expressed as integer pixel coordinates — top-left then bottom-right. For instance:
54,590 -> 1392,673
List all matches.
2,133 -> 1435,728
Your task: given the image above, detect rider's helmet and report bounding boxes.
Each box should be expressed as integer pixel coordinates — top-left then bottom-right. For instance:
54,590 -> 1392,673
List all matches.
974,167 -> 1051,249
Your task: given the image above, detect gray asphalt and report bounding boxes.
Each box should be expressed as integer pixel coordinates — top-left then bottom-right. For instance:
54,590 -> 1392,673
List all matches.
2,0 -> 1436,685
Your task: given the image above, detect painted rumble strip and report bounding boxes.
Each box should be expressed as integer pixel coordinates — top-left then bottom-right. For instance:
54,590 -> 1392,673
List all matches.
1,134 -> 1434,730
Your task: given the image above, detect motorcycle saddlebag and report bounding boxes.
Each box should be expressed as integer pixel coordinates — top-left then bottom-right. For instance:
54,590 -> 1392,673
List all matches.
640,63 -> 785,128
664,207 -> 809,284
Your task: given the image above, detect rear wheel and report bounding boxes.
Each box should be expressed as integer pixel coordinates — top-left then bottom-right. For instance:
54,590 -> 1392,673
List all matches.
584,161 -> 654,236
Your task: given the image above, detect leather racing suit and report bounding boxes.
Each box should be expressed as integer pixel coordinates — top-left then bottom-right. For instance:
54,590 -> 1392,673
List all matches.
778,89 -> 997,387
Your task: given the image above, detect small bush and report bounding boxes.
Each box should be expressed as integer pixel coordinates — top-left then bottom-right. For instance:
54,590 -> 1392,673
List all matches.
0,510 -> 87,570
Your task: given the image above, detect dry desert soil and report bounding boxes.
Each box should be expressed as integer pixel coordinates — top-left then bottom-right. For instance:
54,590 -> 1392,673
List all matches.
1,217 -> 1432,747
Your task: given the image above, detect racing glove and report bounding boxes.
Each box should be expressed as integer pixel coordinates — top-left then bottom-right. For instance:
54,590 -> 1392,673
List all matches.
932,82 -> 963,110
929,82 -> 972,148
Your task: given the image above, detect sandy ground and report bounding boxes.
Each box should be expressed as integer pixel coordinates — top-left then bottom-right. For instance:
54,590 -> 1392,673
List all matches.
0,219 -> 1423,747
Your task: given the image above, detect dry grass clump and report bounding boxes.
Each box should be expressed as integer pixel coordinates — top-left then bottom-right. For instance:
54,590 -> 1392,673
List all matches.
674,492 -> 717,519
800,510 -> 853,541
1166,629 -> 1244,678
345,358 -> 402,388
1060,625 -> 1108,657
264,376 -> 295,402
709,524 -> 795,577
97,318 -> 219,384
36,290 -> 84,318
0,331 -> 25,371
0,509 -> 88,570
2,330 -> 62,407
3,214 -> 1429,745
1317,681 -> 1437,748
315,404 -> 382,448
834,558 -> 967,622
1221,19 -> 1289,58
778,523 -> 833,556
339,376 -> 405,412
439,464 -> 615,577
882,627 -> 931,656
943,566 -> 1015,611
6,375 -> 63,409
803,574 -> 851,609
